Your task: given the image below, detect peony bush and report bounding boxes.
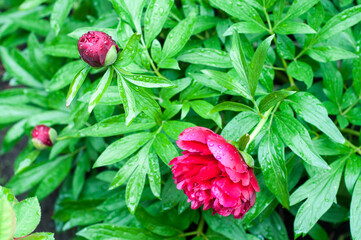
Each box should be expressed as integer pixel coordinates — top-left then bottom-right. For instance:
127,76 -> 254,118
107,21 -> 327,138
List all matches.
1,0 -> 361,239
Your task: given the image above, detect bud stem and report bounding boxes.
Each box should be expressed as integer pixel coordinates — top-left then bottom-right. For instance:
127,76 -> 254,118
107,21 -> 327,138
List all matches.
246,107 -> 273,150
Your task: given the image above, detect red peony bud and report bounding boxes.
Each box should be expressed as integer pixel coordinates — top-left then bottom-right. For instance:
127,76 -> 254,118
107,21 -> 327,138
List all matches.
31,125 -> 57,150
78,31 -> 120,68
169,127 -> 260,219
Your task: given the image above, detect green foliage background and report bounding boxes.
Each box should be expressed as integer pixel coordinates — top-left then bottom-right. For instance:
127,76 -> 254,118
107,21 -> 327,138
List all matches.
1,0 -> 361,239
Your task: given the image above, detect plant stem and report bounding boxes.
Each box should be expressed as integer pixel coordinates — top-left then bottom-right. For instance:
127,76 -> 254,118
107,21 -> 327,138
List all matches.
140,37 -> 164,78
341,128 -> 360,137
262,0 -> 273,34
197,215 -> 205,233
280,58 -> 295,86
345,139 -> 361,155
246,107 -> 273,149
342,96 -> 361,115
273,36 -> 296,87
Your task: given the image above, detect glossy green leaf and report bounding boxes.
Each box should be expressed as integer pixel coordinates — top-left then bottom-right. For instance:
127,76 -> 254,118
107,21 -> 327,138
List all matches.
224,22 -> 266,36
193,16 -> 217,35
14,149 -> 40,175
19,0 -> 47,10
221,111 -> 261,142
146,148 -> 161,198
321,63 -> 343,105
72,152 -> 89,199
93,132 -> 153,167
161,13 -> 196,61
117,72 -> 141,126
43,43 -> 78,59
286,92 -> 345,144
290,156 -> 347,236
274,21 -> 316,35
287,61 -> 313,88
0,197 -> 16,240
47,60 -> 86,91
50,0 -> 76,35
26,110 -> 70,127
128,83 -> 163,125
163,121 -> 196,140
345,154 -> 361,193
209,0 -> 266,31
68,27 -> 117,40
316,5 -> 361,42
159,77 -> 191,100
274,112 -> 329,169
345,107 -> 361,126
0,104 -> 42,125
230,30 -> 251,93
14,17 -> 50,36
0,47 -> 42,88
1,187 -> 17,209
157,58 -> 180,70
201,69 -> 250,100
6,155 -> 70,195
71,114 -> 156,137
135,206 -> 181,236
123,74 -> 174,88
259,90 -> 294,113
151,39 -> 162,63
204,210 -> 248,240
313,137 -> 349,156
110,156 -> 138,190
109,0 -> 134,28
258,128 -> 289,208
153,133 -> 178,166
210,101 -> 254,113
144,0 -> 174,47
351,175 -> 361,240
309,224 -> 328,240
79,86 -> 122,105
88,67 -> 114,113
20,232 -> 54,240
66,65 -> 90,107
114,33 -> 141,68
190,100 -> 222,128
249,212 -> 288,240
281,0 -> 319,22
35,156 -> 72,200
1,119 -> 26,153
307,46 -> 358,62
76,224 -> 159,240
126,167 -> 146,214
275,35 -> 295,60
13,197 -> 41,238
249,35 -> 274,96
178,48 -> 232,68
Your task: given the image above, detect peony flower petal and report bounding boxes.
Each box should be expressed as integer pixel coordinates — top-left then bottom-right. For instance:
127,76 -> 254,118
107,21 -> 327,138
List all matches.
206,134 -> 247,173
211,183 -> 238,208
177,140 -> 212,154
176,127 -> 216,154
196,163 -> 222,181
224,167 -> 243,183
178,127 -> 216,144
249,169 -> 260,192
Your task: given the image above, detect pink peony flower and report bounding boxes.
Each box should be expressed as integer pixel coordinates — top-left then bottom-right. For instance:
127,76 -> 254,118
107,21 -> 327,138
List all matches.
169,127 -> 259,219
31,125 -> 57,150
78,31 -> 119,67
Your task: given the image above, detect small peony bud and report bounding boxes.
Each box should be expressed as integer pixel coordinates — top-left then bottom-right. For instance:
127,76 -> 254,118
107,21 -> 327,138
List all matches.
78,31 -> 120,68
31,125 -> 57,150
